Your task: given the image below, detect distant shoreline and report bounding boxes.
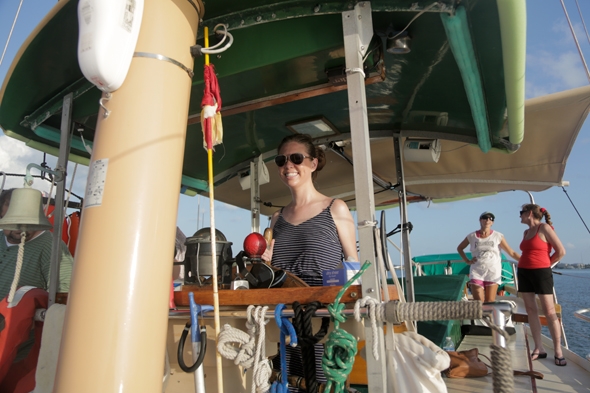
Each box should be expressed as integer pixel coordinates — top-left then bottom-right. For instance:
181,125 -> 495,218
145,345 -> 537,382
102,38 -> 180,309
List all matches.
554,265 -> 590,270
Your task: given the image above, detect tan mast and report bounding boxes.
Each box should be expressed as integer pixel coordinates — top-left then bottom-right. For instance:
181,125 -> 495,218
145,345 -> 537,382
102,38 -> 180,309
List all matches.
54,0 -> 202,391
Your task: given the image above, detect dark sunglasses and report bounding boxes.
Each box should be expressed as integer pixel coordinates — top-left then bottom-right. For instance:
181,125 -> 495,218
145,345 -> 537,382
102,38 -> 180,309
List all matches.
274,153 -> 311,167
519,210 -> 528,216
480,216 -> 494,221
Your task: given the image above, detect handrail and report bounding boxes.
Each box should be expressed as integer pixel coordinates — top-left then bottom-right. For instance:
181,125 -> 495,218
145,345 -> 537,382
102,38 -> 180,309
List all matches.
574,308 -> 590,323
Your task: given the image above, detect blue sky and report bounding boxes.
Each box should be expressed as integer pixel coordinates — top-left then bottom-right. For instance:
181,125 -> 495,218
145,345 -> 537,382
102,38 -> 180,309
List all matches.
1,1 -> 589,265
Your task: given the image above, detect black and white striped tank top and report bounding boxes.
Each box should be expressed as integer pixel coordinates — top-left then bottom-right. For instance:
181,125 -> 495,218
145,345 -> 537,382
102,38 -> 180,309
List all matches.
272,199 -> 344,286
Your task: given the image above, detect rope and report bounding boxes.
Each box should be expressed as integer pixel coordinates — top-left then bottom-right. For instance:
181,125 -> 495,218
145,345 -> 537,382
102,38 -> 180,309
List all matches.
64,163 -> 78,216
322,261 -> 371,393
7,232 -> 27,303
217,306 -> 273,392
250,305 -> 272,393
574,0 -> 590,46
561,187 -> 590,235
45,182 -> 55,216
490,344 -> 514,393
271,304 -> 297,393
560,0 -> 590,83
217,324 -> 256,369
0,0 -> 24,68
292,301 -> 330,393
353,297 -> 381,360
383,300 -> 482,324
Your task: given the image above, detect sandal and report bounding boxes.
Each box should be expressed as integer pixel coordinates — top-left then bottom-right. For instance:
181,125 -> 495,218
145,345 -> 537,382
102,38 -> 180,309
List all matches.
530,351 -> 547,360
554,356 -> 567,366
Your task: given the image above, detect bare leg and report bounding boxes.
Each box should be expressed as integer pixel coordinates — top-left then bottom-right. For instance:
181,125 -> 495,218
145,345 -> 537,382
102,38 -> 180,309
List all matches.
484,284 -> 499,302
538,294 -> 564,359
471,284 -> 484,301
521,292 -> 546,355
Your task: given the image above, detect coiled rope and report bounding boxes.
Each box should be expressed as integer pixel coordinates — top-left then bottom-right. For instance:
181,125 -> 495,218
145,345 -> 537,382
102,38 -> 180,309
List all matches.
322,261 -> 371,393
292,301 -> 330,393
249,306 -> 272,393
483,315 -> 514,393
353,296 -> 381,360
217,305 -> 272,393
365,299 -> 515,393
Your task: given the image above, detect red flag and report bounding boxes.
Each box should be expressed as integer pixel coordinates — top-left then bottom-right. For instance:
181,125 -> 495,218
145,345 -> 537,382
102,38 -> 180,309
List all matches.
201,64 -> 223,150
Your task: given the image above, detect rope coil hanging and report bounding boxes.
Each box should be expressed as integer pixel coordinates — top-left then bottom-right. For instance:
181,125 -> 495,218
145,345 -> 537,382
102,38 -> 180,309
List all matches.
271,304 -> 298,393
322,261 -> 371,393
292,301 -> 330,393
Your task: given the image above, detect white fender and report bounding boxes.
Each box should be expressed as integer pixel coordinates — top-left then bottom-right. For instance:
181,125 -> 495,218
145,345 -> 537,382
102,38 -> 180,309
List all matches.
77,0 -> 144,92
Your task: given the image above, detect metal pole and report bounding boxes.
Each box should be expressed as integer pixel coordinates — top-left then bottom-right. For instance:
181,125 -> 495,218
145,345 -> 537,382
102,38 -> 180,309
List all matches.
250,157 -> 261,233
393,136 -> 415,303
48,92 -> 73,307
342,3 -> 387,392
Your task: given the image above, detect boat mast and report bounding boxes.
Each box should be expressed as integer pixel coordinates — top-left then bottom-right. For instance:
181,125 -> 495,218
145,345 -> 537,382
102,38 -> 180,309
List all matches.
54,1 -> 203,392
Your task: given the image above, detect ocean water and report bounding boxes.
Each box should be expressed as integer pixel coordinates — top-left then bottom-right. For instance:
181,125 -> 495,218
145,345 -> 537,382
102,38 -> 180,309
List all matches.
549,269 -> 590,359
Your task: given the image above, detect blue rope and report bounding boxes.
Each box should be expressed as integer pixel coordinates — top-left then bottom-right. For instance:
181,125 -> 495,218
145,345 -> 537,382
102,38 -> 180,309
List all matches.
271,304 -> 298,393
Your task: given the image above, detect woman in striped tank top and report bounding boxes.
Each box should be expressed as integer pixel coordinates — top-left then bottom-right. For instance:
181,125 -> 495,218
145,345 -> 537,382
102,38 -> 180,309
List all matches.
262,134 -> 358,391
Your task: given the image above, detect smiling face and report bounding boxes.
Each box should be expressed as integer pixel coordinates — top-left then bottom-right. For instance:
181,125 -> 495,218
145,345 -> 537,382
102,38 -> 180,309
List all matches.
277,141 -> 317,187
479,215 -> 494,231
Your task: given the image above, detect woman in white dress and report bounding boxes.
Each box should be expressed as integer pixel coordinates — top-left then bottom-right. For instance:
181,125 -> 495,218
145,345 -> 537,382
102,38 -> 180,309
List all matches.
457,211 -> 520,302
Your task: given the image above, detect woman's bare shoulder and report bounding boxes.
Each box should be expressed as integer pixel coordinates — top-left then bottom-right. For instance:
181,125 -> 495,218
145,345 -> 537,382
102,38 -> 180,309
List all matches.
329,198 -> 352,216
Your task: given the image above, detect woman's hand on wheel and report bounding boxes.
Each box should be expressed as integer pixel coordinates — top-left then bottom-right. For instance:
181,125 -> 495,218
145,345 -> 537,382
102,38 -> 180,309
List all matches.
262,239 -> 274,263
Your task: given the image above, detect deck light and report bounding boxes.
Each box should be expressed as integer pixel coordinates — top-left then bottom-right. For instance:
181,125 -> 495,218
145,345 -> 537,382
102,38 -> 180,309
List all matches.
386,31 -> 411,54
286,117 -> 339,139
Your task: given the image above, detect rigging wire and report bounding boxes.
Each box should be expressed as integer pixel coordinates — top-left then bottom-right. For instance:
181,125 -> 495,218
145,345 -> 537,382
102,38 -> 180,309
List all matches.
560,0 -> 590,83
561,187 -> 590,235
0,0 -> 24,69
574,0 -> 590,46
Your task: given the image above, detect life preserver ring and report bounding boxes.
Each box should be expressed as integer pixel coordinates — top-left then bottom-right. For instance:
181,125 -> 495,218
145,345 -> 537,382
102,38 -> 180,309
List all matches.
0,287 -> 48,393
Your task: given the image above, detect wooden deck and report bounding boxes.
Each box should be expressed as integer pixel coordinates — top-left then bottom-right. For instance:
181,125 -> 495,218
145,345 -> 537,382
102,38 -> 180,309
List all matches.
446,322 -> 590,393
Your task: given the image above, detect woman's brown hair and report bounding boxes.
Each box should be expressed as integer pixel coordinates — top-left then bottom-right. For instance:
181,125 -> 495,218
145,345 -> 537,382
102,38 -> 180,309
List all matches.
521,204 -> 553,226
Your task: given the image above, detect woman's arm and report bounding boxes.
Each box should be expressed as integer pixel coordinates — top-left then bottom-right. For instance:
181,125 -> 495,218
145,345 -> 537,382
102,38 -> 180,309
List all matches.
457,237 -> 473,264
541,224 -> 566,264
331,199 -> 359,261
499,236 -> 520,261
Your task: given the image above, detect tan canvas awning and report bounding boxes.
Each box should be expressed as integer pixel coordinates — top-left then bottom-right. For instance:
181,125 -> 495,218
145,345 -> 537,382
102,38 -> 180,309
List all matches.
214,85 -> 590,215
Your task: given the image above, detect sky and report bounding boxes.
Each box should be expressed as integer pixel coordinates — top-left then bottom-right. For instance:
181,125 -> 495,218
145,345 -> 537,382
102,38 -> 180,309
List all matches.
1,0 -> 590,266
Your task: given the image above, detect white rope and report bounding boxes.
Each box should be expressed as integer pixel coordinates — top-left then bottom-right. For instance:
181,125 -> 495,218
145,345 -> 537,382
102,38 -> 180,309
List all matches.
217,324 -> 256,369
357,220 -> 377,229
0,0 -> 25,68
388,2 -> 442,41
64,163 -> 77,215
45,181 -> 55,217
353,297 -> 381,360
7,232 -> 27,303
250,305 -> 271,393
216,305 -> 272,393
345,67 -> 365,78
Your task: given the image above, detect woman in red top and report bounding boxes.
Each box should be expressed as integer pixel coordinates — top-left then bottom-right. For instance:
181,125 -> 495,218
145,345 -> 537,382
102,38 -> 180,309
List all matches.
518,204 -> 566,366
